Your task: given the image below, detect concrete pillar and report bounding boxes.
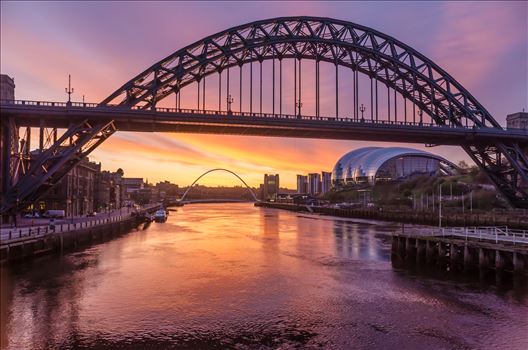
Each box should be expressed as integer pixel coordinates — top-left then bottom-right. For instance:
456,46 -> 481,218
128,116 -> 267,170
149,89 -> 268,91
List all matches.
463,245 -> 475,269
416,239 -> 426,262
399,236 -> 406,255
479,248 -> 489,269
438,242 -> 447,260
450,244 -> 458,262
513,252 -> 525,273
406,237 -> 416,260
426,240 -> 436,262
391,235 -> 398,252
495,250 -> 505,270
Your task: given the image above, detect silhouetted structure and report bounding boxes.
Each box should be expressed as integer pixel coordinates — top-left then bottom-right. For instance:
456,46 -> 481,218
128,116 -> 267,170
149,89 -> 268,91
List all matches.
262,174 -> 280,201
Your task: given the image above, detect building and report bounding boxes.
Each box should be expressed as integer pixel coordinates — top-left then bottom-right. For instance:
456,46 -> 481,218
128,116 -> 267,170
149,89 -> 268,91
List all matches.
122,178 -> 144,198
507,112 -> 528,131
296,175 -> 308,194
262,174 -> 280,201
308,173 -> 321,195
0,74 -> 15,101
34,155 -> 100,217
95,168 -> 124,211
332,147 -> 458,188
321,171 -> 332,194
0,74 -> 16,200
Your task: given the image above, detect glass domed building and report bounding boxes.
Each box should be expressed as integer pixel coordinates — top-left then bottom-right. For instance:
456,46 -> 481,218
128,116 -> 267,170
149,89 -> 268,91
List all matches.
332,147 -> 458,188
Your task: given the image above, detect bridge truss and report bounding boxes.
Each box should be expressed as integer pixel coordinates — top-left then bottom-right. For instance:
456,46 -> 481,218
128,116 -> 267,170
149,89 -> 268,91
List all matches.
1,16 -> 527,215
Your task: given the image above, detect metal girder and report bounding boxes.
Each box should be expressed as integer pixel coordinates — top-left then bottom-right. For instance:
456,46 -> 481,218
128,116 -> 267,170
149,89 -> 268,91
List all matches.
464,142 -> 528,208
0,120 -> 116,215
101,16 -> 499,129
2,17 -> 526,210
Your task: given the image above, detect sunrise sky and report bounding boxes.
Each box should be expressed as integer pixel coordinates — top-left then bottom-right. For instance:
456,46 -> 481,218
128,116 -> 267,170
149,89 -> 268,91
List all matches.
1,1 -> 526,188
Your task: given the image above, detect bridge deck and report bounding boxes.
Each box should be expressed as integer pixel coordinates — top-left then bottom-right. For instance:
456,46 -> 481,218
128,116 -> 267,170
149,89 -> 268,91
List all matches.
2,100 -> 527,145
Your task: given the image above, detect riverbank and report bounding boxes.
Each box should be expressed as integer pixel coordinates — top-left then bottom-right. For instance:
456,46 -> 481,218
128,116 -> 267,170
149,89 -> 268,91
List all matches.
255,202 -> 528,229
0,205 -> 160,263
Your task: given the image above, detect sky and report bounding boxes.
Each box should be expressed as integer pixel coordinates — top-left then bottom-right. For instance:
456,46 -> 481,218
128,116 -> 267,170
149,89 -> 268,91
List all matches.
1,1 -> 527,188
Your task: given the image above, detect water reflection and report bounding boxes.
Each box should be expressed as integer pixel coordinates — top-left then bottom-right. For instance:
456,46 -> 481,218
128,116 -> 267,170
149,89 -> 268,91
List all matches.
391,251 -> 528,303
1,203 -> 527,349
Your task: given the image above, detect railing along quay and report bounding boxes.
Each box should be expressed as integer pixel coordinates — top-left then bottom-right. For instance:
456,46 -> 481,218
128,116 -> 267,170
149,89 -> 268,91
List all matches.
0,204 -> 160,246
400,226 -> 528,245
392,227 -> 528,273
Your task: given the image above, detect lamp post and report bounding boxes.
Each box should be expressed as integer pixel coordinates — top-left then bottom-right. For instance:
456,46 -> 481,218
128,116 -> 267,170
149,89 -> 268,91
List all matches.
227,94 -> 233,113
360,103 -> 366,122
296,99 -> 303,117
65,74 -> 74,106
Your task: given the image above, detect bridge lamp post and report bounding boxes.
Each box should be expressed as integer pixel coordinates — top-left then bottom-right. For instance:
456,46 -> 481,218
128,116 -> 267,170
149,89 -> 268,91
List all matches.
65,74 -> 74,106
296,99 -> 303,117
227,95 -> 234,114
360,104 -> 366,122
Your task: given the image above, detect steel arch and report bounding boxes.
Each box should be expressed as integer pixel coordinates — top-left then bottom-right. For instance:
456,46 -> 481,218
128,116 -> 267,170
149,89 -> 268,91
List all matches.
180,168 -> 258,202
2,17 -> 526,215
100,16 -> 527,207
101,16 -> 499,129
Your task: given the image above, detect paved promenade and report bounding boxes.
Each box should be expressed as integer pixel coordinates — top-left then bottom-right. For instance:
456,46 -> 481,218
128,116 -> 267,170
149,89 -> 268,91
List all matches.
1,204 -> 160,244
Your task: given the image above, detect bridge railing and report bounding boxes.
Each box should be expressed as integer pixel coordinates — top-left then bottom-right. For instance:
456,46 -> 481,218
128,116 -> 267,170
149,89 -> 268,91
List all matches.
1,98 -> 505,131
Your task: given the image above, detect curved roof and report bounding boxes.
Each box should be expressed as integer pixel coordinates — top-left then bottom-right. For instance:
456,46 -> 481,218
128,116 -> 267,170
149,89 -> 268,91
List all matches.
332,147 -> 455,184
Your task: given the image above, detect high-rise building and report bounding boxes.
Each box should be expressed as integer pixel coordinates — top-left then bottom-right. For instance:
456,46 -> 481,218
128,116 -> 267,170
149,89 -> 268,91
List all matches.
321,171 -> 332,194
262,174 -> 280,201
308,173 -> 321,195
296,175 -> 308,194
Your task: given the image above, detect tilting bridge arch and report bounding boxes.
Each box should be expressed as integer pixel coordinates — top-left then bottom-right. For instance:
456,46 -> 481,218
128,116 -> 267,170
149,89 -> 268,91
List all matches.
179,168 -> 258,202
1,16 -> 527,214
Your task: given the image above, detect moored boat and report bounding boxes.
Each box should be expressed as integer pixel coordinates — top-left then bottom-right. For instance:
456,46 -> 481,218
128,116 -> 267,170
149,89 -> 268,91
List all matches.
154,209 -> 167,222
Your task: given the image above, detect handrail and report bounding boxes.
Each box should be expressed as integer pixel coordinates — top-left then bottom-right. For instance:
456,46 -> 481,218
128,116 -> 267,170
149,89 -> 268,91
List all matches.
0,204 -> 160,245
0,98 -> 506,131
400,226 -> 528,245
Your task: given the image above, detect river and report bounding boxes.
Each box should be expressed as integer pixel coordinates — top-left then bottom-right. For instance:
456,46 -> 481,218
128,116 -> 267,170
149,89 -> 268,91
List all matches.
1,203 -> 527,349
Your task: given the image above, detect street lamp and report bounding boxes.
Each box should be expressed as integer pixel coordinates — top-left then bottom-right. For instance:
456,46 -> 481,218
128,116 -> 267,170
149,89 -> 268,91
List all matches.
296,99 -> 303,117
360,103 -> 366,122
65,74 -> 74,106
227,95 -> 234,113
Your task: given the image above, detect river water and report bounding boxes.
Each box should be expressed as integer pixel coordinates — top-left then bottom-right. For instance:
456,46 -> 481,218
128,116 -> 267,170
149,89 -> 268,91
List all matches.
1,203 -> 527,349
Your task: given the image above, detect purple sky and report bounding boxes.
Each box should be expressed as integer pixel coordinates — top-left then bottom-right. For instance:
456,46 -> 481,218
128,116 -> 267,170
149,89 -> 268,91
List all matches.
1,1 -> 527,187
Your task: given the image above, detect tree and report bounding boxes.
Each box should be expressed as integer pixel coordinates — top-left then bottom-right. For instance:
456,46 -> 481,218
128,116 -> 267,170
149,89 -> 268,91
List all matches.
457,160 -> 469,169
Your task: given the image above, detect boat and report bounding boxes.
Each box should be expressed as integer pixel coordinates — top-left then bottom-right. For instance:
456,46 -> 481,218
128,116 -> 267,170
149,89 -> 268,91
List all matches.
154,209 -> 167,222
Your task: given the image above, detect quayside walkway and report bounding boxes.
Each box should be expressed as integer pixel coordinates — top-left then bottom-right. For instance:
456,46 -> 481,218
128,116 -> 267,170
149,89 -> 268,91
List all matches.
0,204 -> 160,262
393,226 -> 528,273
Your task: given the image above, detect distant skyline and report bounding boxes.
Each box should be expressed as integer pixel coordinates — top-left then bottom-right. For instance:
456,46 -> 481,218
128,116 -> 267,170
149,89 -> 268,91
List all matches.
1,1 -> 526,188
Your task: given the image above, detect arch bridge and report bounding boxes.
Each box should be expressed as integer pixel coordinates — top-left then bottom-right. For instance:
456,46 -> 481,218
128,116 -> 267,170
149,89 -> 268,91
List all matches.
1,16 -> 527,214
178,168 -> 259,202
